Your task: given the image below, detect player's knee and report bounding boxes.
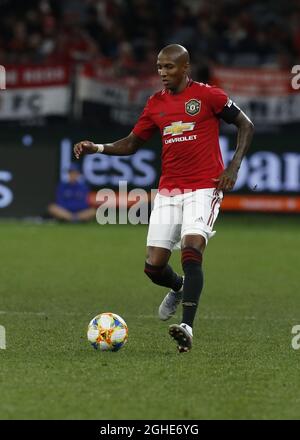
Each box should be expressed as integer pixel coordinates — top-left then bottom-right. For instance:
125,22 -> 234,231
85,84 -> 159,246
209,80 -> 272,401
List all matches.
144,262 -> 166,284
181,234 -> 206,254
181,246 -> 203,271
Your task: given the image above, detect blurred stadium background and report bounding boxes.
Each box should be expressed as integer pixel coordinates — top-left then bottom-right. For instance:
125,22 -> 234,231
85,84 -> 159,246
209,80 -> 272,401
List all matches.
1,0 -> 300,421
0,0 -> 300,216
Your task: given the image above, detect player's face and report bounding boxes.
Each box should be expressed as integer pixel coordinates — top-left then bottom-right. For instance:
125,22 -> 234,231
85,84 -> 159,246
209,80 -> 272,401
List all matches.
157,55 -> 188,91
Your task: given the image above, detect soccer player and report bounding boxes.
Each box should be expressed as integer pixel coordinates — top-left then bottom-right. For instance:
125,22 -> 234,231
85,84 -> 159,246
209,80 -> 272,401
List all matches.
74,44 -> 254,353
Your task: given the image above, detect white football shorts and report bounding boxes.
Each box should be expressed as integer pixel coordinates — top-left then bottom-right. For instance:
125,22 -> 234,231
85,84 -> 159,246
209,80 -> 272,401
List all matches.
146,188 -> 223,250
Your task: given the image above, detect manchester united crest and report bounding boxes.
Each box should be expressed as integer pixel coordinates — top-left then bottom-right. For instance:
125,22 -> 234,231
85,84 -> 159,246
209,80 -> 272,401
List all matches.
185,99 -> 201,116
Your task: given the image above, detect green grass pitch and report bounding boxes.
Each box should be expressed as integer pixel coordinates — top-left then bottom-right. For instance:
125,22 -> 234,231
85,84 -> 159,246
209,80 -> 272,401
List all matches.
0,215 -> 299,420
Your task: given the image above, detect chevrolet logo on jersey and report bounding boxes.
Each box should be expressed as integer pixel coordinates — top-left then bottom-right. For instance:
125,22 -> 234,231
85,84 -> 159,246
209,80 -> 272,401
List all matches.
163,121 -> 195,136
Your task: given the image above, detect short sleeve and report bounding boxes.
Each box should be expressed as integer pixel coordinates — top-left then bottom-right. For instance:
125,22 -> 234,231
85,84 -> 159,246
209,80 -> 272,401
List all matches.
132,98 -> 157,141
207,86 -> 229,115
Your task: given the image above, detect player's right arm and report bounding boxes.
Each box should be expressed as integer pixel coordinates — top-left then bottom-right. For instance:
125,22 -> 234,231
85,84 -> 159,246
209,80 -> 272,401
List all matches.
74,96 -> 157,159
74,132 -> 146,159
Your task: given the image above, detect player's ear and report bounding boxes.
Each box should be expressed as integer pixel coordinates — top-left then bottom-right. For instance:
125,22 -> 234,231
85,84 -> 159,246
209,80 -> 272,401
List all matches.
183,62 -> 190,75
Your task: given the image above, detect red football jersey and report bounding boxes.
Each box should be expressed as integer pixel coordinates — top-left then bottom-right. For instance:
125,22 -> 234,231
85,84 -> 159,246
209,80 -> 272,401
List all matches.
132,80 -> 229,192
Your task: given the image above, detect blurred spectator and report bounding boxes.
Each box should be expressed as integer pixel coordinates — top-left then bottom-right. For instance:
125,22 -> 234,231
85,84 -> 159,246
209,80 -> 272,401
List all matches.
48,163 -> 96,223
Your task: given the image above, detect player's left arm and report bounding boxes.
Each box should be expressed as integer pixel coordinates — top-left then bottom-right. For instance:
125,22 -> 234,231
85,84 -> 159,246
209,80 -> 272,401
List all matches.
217,108 -> 254,191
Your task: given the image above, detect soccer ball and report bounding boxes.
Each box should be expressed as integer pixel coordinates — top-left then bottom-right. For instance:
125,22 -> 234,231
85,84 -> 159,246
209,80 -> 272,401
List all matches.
87,312 -> 128,352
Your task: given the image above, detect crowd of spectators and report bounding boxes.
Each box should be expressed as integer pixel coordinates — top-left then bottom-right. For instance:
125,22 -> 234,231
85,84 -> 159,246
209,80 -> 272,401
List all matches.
0,0 -> 299,78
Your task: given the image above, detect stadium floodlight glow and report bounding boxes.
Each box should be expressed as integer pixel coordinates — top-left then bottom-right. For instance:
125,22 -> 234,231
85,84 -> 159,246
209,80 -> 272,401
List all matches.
0,65 -> 6,90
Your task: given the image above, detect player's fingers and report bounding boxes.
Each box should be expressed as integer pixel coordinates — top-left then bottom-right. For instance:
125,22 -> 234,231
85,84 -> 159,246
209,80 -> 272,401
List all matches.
217,175 -> 227,190
225,180 -> 234,191
225,179 -> 232,190
74,144 -> 82,159
220,176 -> 231,191
217,178 -> 225,190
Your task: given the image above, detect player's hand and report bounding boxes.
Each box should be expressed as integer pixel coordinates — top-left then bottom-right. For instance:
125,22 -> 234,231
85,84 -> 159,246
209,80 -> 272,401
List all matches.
214,165 -> 239,191
74,140 -> 98,159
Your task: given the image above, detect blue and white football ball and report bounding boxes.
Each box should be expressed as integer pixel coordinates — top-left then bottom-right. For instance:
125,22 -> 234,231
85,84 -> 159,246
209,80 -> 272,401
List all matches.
87,312 -> 128,352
